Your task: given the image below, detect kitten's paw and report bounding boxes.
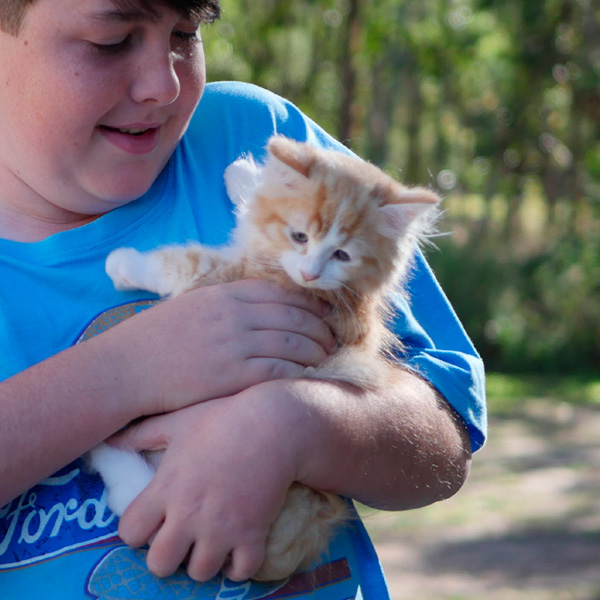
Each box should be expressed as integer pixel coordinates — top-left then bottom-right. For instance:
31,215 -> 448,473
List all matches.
88,443 -> 155,516
105,247 -> 145,291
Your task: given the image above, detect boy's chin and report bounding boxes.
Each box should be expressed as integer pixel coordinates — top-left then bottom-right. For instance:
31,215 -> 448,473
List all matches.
92,174 -> 159,207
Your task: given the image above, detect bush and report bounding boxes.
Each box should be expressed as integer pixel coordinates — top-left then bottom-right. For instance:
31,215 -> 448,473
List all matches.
427,225 -> 600,374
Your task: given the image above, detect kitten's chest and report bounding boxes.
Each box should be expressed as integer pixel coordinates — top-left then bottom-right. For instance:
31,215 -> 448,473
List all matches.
324,294 -> 373,347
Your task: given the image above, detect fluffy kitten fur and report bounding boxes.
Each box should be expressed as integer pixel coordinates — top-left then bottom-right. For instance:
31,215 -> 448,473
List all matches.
90,135 -> 440,581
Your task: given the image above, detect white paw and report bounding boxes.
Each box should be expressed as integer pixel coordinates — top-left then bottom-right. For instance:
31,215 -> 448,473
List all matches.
89,443 -> 155,516
105,247 -> 144,291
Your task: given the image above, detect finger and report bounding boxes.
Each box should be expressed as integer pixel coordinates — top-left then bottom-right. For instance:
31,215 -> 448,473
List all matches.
223,543 -> 265,582
118,489 -> 165,548
231,279 -> 331,318
145,519 -> 195,579
108,414 -> 172,451
245,302 -> 335,352
247,330 -> 330,367
186,540 -> 231,582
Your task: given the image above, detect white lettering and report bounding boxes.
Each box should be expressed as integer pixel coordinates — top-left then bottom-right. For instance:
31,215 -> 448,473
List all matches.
20,502 -> 68,544
1,489 -> 115,558
0,493 -> 37,556
40,469 -> 80,487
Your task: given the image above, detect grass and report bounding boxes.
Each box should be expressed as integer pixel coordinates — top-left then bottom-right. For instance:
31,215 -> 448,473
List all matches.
485,371 -> 600,417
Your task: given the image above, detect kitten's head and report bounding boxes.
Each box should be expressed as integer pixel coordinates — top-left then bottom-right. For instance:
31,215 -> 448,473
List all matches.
235,136 -> 441,295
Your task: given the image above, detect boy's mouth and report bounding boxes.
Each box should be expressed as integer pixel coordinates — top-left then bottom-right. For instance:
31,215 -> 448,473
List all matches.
115,127 -> 149,136
100,125 -> 156,135
98,124 -> 161,155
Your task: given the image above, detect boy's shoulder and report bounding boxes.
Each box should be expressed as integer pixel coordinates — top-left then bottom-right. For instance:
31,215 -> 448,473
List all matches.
195,81 -> 294,128
185,81 -> 311,161
189,81 -> 347,161
201,80 -> 289,111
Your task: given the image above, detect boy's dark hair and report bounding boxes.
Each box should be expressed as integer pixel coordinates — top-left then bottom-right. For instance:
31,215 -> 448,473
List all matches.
0,0 -> 220,35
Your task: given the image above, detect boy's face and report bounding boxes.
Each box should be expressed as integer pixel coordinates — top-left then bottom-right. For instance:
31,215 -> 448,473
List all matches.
0,0 -> 206,227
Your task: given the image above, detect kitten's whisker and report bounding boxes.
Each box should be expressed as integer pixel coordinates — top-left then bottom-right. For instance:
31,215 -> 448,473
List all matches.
338,283 -> 361,301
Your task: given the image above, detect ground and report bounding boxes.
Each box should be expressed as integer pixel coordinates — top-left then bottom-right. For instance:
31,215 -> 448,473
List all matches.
364,402 -> 600,600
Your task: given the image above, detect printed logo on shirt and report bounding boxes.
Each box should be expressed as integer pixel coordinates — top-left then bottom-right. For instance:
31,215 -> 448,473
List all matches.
0,463 -> 117,570
75,299 -> 159,343
0,301 -> 158,570
87,547 -> 353,600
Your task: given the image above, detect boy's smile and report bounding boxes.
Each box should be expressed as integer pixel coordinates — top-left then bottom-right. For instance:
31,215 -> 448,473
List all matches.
98,123 -> 162,155
0,0 -> 206,241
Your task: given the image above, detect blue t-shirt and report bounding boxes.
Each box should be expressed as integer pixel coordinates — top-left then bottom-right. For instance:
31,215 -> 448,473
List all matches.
0,82 -> 486,599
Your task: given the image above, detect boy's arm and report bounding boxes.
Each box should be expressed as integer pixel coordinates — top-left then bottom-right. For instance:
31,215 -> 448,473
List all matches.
113,370 -> 470,582
0,280 -> 334,506
292,371 -> 472,510
0,331 -> 138,507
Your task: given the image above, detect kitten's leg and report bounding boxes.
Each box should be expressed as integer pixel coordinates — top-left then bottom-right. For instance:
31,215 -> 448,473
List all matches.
105,248 -> 160,293
88,443 -> 156,516
254,484 -> 350,581
305,347 -> 390,391
106,245 -> 226,297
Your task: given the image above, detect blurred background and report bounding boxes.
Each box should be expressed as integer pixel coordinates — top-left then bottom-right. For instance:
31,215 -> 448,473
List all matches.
203,1 -> 599,597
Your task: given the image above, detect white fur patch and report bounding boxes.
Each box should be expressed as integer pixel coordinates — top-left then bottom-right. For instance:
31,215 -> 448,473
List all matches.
224,155 -> 263,210
89,443 -> 155,516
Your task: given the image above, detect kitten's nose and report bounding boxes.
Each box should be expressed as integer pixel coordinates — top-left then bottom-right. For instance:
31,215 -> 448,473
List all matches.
301,270 -> 320,282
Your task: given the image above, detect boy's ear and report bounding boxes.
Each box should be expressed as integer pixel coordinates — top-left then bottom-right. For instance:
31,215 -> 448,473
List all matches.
375,186 -> 441,238
266,135 -> 315,179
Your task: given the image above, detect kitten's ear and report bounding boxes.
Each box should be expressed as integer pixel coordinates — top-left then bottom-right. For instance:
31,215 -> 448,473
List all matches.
376,186 -> 441,238
266,135 -> 315,179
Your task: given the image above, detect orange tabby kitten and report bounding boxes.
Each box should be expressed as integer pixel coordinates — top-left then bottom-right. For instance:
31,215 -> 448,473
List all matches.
90,135 -> 440,581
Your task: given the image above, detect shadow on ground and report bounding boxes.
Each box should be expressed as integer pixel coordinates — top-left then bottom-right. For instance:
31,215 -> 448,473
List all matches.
365,406 -> 600,600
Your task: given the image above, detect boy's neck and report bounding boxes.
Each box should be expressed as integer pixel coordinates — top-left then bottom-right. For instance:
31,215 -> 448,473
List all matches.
0,204 -> 99,243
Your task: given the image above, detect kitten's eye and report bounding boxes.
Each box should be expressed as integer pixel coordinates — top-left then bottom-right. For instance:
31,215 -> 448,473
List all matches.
291,231 -> 309,244
333,249 -> 351,262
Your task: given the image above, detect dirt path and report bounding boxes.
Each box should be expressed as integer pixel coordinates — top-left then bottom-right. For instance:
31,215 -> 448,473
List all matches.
364,403 -> 600,599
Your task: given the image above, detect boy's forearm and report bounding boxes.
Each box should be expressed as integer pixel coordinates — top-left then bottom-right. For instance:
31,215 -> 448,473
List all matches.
0,334 -> 139,506
258,370 -> 472,512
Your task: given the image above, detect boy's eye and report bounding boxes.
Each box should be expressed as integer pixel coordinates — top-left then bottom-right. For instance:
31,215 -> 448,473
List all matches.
333,249 -> 351,262
88,29 -> 197,57
173,30 -> 199,43
292,231 -> 309,244
89,35 -> 132,55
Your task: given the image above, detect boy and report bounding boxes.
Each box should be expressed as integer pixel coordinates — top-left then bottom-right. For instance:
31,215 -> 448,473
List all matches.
0,0 -> 486,598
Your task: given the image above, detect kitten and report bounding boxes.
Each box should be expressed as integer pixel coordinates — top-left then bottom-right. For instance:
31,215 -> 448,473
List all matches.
90,135 -> 441,581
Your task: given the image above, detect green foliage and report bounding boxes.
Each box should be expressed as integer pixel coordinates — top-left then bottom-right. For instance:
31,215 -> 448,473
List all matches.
486,372 -> 600,416
203,0 -> 600,374
427,205 -> 600,373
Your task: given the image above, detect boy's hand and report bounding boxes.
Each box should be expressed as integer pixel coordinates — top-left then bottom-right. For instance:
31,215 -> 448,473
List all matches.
112,388 -> 301,582
108,278 -> 334,416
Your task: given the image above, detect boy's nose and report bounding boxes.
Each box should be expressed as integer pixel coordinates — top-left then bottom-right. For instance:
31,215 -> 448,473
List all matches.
130,49 -> 180,106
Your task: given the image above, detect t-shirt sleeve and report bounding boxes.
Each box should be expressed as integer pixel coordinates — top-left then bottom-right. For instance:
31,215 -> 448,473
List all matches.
190,81 -> 487,451
388,254 -> 487,451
